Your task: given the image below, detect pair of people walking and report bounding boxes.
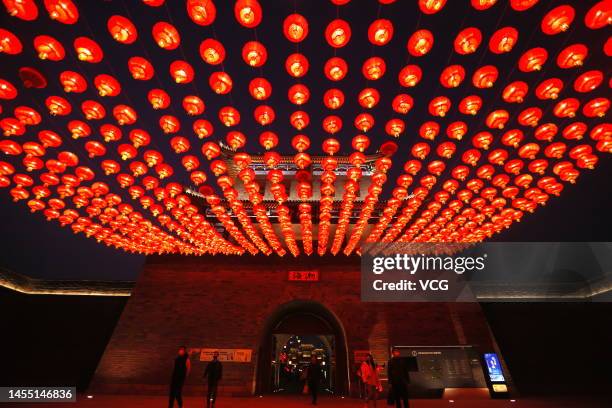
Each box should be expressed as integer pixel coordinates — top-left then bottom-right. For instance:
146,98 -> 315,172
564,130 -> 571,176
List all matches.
357,350 -> 410,408
168,347 -> 223,408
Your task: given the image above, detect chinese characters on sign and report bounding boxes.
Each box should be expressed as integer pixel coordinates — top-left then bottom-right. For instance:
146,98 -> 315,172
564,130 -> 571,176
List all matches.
288,270 -> 319,282
189,348 -> 252,363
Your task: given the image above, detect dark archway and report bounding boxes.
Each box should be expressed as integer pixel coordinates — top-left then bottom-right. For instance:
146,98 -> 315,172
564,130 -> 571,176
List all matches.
255,300 -> 350,396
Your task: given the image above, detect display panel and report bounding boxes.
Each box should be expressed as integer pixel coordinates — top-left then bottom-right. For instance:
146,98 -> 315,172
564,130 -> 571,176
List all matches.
484,353 -> 505,382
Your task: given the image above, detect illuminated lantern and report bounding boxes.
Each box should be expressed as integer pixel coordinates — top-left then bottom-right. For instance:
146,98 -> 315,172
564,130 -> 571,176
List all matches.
182,95 -> 205,116
0,29 -> 22,54
323,138 -> 340,155
554,98 -> 580,118
489,27 -> 518,54
362,57 -> 386,80
386,119 -> 405,137
81,100 -> 105,120
107,15 -> 137,44
562,122 -> 587,140
528,159 -> 548,175
187,0 -> 216,26
211,160 -> 227,176
398,65 -> 422,89
234,0 -> 262,28
3,0 -> 38,20
518,107 -> 542,127
518,143 -> 540,160
170,60 -> 194,84
170,136 -> 190,154
462,149 -> 481,166
351,135 -> 370,152
535,123 -> 558,141
324,88 -> 345,110
129,129 -> 151,148
574,70 -> 603,93
557,44 -> 588,68
288,84 -> 310,105
535,78 -> 563,100
182,155 -> 200,171
0,140 -> 22,155
596,139 -> 612,153
419,0 -> 447,14
331,0 -> 351,4
248,77 -> 272,101
454,27 -> 481,55
152,22 -> 180,50
583,97 -> 609,118
156,163 -> 173,179
74,37 -> 103,63
242,41 -> 267,67
428,161 -> 446,176
324,57 -> 348,81
45,96 -> 71,116
193,119 -> 214,138
114,104 -> 137,125
117,144 -> 137,160
147,89 -> 171,110
290,111 -> 310,130
59,71 -> 86,93
541,5 -> 575,35
392,94 -> 413,114
209,71 -> 232,94
440,65 -> 465,88
98,125 -> 120,143
15,106 -> 41,125
420,121 -> 439,140
0,118 -> 25,136
486,110 -> 509,130
471,0 -> 497,10
284,13 -> 308,42
459,95 -> 482,115
412,143 -> 431,160
219,106 -> 240,127
264,152 -> 282,168
143,150 -> 163,167
325,19 -> 351,48
429,96 -> 451,117
94,74 -> 121,97
285,53 -> 309,78
128,56 -> 154,80
472,131 -> 494,150
510,0 -> 539,11
502,129 -> 524,147
590,123 -> 611,141
199,38 -> 225,65
294,153 -> 312,170
323,115 -> 343,134
67,120 -> 90,139
34,35 -> 65,61
447,121 -> 468,140
84,141 -> 106,158
291,134 -> 310,152
222,131 -> 244,150
368,19 -> 393,46
519,47 -> 548,72
159,115 -> 180,133
354,113 -> 374,132
254,105 -> 275,125
259,131 -> 278,150
472,65 -> 498,88
44,0 -> 79,24
407,29 -> 434,56
584,1 -> 611,29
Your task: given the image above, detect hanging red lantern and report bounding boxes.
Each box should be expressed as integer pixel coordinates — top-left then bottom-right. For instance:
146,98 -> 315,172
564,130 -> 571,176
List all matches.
254,105 -> 275,126
325,19 -> 351,48
234,0 -> 262,28
294,153 -> 311,170
284,13 -> 308,42
407,29 -> 434,56
81,100 -> 106,120
128,56 -> 154,80
187,0 -> 216,26
519,47 -> 548,72
502,129 -> 524,148
440,64 -> 465,88
158,115 -> 180,134
249,77 -> 272,101
74,37 -> 103,63
170,60 -> 194,84
117,144 -> 137,161
471,0 -> 497,10
429,96 -> 451,117
518,107 -> 542,127
152,22 -> 180,50
386,119 -> 405,137
34,35 -> 65,61
557,44 -> 588,68
420,121 -> 440,140
291,135 -> 310,152
354,113 -> 374,132
413,143 -> 431,160
459,95 -> 482,115
0,140 -> 22,155
128,129 -> 151,148
584,1 -> 611,29
107,15 -> 137,44
199,38 -> 225,65
419,0 -> 447,14
351,135 -> 370,152
454,27 -> 481,55
219,106 -> 240,127
323,88 -> 345,110
472,65 -> 498,88
554,98 -> 580,118
94,74 -> 121,97
44,0 -> 79,24
0,118 -> 25,136
3,0 -> 38,20
114,104 -> 137,125
472,131 -> 494,150
362,57 -> 386,80
242,41 -> 267,67
67,120 -> 90,139
0,29 -> 22,54
574,70 -> 603,93
447,121 -> 468,140
193,119 -> 214,139
354,88 -> 378,109
59,71 -> 86,93
541,5 -> 575,35
182,95 -> 205,116
392,94 -> 413,114
398,65 -> 422,87
322,138 -> 340,155
562,122 -> 587,140
209,71 -> 232,94
323,115 -> 343,134
324,57 -> 348,81
486,110 -> 510,130
368,19 -> 393,46
535,78 -> 563,100
223,131 -> 244,150
14,106 -> 41,125
257,131 -> 277,150
285,53 -> 309,78
489,27 -> 518,54
288,84 -> 310,105
45,96 -> 71,116
583,97 -> 610,118
290,111 -> 310,130
147,89 -> 171,110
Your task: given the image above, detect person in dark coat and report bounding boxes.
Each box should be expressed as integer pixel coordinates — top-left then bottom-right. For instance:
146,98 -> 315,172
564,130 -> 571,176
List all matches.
203,351 -> 223,408
169,346 -> 191,408
387,348 -> 410,408
306,355 -> 322,405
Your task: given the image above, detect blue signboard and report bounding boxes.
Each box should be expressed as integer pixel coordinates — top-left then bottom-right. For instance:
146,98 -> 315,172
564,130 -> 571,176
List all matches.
484,353 -> 505,382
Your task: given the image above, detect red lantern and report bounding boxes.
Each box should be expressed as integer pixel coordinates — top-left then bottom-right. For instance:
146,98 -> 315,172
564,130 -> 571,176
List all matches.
74,37 -> 103,63
67,120 -> 90,139
219,106 -> 240,127
324,88 -> 345,110
193,119 -> 214,139
4,0 -> 38,20
407,29 -> 434,56
535,123 -> 558,141
489,27 -> 518,54
323,115 -> 343,134
362,57 -> 386,80
420,121 -> 439,140
226,131 -> 246,150
0,29 -> 22,54
81,100 -> 105,120
45,96 -> 71,116
574,70 -> 603,93
459,95 -> 482,115
117,144 -> 137,161
182,95 -> 205,116
285,53 -> 309,78
325,19 -> 351,48
0,118 -> 25,136
288,84 -> 310,105
584,1 -> 611,29
187,0 -> 216,26
352,135 -> 370,152
447,121 -> 468,140
107,15 -> 137,44
554,98 -> 580,118
234,0 -> 262,28
284,13 -> 308,42
519,47 -> 548,72
292,135 -> 310,152
541,5 -> 575,35
518,107 -> 542,127
454,27 -> 481,55
14,106 -> 41,125
583,97 -> 610,118
259,131 -> 278,150
59,71 -> 87,93
535,78 -> 563,100
209,71 -> 232,94
34,35 -> 65,61
398,65 -> 422,87
249,77 -> 272,100
368,19 -> 393,46
429,96 -> 451,117
324,57 -> 348,81
562,122 -> 587,140
471,0 -> 497,10
502,129 -> 523,147
440,64 -> 465,88
254,105 -> 275,126
199,38 -> 225,65
290,111 -> 310,130
152,22 -> 180,50
170,60 -> 194,84
44,0 -> 79,24
473,65 -> 498,88
94,74 -> 121,97
242,41 -> 267,67
100,124 -> 122,142
148,89 -> 171,110
486,110 -> 510,130
419,0 -> 447,14
322,138 -> 340,155
392,94 -> 413,114
114,104 -> 137,125
472,131 -> 494,150
354,113 -> 374,132
557,44 -> 588,68
386,119 -> 405,137
128,56 -> 154,80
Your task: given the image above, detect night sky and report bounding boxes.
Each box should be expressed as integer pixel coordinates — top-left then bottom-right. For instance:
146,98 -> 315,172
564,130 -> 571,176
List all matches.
0,0 -> 610,280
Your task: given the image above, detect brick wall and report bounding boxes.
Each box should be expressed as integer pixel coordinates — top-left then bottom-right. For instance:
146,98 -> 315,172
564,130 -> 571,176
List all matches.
91,255 -> 496,396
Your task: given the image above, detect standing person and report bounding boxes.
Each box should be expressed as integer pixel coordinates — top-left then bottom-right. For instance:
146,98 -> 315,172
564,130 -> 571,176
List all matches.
306,355 -> 322,405
388,348 -> 410,408
169,346 -> 191,408
359,354 -> 381,408
203,351 -> 223,408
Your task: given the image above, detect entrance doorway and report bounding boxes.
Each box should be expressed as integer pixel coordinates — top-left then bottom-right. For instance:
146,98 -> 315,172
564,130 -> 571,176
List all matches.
256,301 -> 349,396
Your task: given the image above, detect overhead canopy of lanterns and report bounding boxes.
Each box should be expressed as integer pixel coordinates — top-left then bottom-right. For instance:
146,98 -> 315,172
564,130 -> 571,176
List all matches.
0,0 -> 610,256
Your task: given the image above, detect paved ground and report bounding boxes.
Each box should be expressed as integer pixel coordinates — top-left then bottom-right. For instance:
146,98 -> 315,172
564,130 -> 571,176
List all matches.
6,395 -> 611,408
